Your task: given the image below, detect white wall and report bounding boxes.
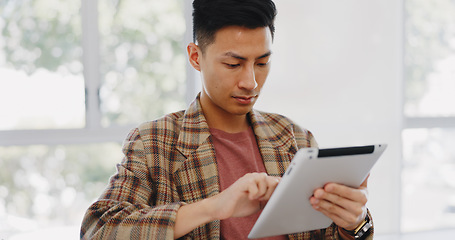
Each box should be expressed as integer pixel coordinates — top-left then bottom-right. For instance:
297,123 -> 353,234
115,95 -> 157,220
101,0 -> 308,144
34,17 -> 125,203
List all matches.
255,0 -> 403,235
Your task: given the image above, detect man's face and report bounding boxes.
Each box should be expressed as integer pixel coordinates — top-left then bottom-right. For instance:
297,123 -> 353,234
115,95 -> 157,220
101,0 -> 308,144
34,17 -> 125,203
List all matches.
191,26 -> 272,119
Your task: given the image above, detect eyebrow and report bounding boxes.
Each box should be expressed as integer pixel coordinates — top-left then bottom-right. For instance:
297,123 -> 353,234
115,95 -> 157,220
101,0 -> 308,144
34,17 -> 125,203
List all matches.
223,51 -> 272,61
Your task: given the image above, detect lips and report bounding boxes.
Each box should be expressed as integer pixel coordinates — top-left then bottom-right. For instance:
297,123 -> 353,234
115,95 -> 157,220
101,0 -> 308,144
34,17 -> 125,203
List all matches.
233,95 -> 257,104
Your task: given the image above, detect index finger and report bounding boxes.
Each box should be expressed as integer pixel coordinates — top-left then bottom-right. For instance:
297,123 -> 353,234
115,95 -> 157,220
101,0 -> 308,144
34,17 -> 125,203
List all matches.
324,181 -> 368,202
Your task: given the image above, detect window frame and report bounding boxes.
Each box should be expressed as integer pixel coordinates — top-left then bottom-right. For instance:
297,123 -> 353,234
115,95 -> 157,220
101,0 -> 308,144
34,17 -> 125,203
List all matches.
0,0 -> 196,147
401,0 -> 455,234
404,117 -> 455,129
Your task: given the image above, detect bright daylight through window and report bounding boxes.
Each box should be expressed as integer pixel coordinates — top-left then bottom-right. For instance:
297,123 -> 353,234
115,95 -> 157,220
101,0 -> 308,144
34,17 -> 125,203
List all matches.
98,0 -> 186,127
0,0 -> 186,238
0,1 -> 85,130
402,0 -> 455,233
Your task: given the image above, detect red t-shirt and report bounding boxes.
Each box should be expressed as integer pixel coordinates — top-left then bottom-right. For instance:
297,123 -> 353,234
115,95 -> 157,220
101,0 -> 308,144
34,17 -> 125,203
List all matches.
210,127 -> 287,240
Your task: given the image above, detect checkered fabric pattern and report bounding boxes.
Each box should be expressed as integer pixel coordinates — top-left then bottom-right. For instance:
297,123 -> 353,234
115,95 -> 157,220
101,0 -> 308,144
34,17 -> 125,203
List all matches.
80,95 -> 373,240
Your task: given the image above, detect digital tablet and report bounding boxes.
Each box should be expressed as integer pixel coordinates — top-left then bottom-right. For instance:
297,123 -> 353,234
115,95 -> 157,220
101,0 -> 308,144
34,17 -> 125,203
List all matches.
248,144 -> 387,239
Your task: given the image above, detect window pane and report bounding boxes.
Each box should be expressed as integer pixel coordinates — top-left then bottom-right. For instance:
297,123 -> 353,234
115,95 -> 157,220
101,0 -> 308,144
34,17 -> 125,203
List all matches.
404,0 -> 455,117
98,0 -> 186,127
0,143 -> 121,239
0,0 -> 85,130
402,128 -> 455,232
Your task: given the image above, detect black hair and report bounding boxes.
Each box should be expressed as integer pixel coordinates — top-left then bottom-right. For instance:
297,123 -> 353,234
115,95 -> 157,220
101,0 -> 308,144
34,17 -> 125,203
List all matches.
192,0 -> 277,52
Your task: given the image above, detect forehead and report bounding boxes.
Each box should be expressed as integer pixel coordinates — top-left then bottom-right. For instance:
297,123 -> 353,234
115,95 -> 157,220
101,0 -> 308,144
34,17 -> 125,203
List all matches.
206,26 -> 272,57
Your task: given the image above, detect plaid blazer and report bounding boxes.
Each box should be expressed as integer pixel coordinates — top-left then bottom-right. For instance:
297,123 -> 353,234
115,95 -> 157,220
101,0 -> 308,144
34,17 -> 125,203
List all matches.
80,96 -> 373,240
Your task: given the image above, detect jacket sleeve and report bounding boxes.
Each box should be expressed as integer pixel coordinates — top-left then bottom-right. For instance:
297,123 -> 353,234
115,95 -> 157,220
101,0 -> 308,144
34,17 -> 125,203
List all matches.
80,128 -> 184,240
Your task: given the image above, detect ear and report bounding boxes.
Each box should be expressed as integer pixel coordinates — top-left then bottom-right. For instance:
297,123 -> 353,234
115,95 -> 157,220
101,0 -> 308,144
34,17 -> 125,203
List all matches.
187,43 -> 202,72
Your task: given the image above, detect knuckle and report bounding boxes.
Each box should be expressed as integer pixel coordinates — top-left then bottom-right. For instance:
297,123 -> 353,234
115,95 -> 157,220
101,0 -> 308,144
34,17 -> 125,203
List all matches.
347,215 -> 358,224
333,194 -> 342,203
324,183 -> 335,192
315,189 -> 325,198
250,172 -> 265,179
243,173 -> 253,179
354,208 -> 363,217
327,203 -> 336,212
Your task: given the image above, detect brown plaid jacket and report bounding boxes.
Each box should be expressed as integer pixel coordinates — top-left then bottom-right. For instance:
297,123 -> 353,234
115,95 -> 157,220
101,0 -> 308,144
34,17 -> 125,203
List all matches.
80,96 -> 374,240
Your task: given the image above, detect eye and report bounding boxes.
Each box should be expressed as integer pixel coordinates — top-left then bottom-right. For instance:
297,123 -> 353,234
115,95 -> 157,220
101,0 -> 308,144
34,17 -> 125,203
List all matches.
257,62 -> 269,67
225,63 -> 240,68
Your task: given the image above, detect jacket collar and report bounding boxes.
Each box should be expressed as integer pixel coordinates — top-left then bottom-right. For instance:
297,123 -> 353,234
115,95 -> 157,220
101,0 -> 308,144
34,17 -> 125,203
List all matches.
175,94 -> 212,158
176,94 -> 296,162
248,109 -> 297,176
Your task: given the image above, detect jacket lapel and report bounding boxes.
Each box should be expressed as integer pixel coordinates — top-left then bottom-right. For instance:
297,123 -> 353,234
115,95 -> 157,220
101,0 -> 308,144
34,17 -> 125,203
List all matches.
249,110 -> 298,177
173,96 -> 221,239
174,97 -> 220,202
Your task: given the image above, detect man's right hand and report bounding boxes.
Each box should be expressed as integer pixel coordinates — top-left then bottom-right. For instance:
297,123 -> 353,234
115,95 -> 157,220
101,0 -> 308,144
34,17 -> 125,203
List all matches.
174,172 -> 280,239
209,172 -> 281,220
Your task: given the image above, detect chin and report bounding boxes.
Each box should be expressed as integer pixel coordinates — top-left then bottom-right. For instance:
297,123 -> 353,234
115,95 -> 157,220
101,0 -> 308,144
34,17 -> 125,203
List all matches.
231,106 -> 254,116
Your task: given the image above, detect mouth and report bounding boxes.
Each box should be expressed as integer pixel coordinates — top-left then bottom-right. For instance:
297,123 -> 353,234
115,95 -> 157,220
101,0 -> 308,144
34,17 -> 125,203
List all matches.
232,95 -> 257,104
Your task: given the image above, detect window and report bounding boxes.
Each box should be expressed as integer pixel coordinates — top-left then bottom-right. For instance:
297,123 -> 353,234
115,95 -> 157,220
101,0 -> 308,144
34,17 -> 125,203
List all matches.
402,129 -> 455,232
404,0 -> 455,118
0,0 -> 85,130
98,0 -> 186,127
0,0 -> 187,238
403,0 -> 455,233
0,143 -> 121,237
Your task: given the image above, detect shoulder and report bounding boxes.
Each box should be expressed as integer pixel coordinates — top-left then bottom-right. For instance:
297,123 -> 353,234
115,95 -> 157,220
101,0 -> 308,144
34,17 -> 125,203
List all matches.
252,110 -> 304,134
254,111 -> 296,128
139,111 -> 185,131
124,110 -> 186,146
252,110 -> 318,148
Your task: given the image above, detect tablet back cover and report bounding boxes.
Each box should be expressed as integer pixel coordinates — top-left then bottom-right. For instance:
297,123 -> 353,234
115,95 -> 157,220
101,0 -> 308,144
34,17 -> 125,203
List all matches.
248,144 -> 386,239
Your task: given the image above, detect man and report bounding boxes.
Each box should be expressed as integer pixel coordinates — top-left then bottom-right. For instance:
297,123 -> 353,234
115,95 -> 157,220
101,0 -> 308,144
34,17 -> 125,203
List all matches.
81,0 -> 373,239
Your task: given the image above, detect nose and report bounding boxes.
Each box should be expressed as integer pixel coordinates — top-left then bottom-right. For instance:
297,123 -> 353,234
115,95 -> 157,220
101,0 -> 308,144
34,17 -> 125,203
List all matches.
238,65 -> 258,90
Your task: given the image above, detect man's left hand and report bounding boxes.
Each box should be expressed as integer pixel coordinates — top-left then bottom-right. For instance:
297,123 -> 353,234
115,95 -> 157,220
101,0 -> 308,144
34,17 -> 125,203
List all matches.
309,175 -> 369,231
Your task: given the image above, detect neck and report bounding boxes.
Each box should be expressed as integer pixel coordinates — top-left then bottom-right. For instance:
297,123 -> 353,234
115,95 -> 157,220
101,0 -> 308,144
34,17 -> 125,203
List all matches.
200,101 -> 251,134
206,113 -> 250,133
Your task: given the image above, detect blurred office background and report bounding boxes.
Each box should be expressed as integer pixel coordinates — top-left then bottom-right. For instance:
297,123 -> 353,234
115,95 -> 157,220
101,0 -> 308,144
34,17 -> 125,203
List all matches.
0,0 -> 454,239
